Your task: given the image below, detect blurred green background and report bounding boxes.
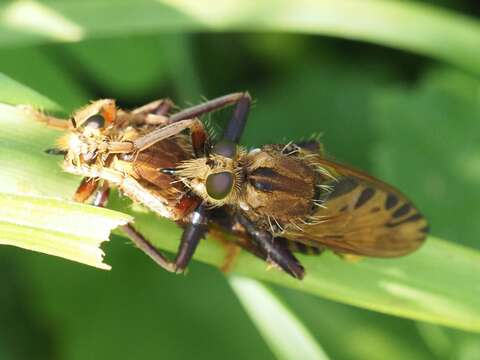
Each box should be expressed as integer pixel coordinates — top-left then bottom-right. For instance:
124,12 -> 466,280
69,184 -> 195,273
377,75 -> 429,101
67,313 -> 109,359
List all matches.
1,0 -> 480,359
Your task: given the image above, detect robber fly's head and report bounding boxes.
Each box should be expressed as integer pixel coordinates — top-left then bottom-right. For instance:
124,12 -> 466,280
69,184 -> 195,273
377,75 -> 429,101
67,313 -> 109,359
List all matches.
173,140 -> 246,207
55,99 -> 117,166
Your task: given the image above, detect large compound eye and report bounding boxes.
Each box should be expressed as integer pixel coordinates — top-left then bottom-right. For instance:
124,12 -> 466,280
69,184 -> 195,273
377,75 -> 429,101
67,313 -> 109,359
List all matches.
206,171 -> 234,200
84,114 -> 105,129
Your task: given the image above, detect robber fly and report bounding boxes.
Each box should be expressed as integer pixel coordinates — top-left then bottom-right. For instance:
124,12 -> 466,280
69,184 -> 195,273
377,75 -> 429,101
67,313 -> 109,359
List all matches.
37,92 -> 428,279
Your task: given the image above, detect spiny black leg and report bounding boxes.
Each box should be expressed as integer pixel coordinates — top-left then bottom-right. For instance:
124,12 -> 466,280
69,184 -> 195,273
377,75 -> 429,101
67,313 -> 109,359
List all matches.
222,93 -> 251,144
211,93 -> 251,159
174,205 -> 208,273
235,213 -> 305,279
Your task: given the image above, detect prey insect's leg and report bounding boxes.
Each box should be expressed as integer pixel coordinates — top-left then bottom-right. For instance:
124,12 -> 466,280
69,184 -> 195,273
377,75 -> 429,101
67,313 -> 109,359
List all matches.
128,98 -> 175,126
131,98 -> 174,116
74,178 -> 99,202
235,213 -> 305,279
22,105 -> 72,130
174,205 -> 208,273
92,181 -> 177,272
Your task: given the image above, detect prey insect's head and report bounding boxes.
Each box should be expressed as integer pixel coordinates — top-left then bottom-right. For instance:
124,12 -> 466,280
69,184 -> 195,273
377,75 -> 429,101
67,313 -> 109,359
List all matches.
164,140 -> 245,207
55,99 -> 118,166
71,99 -> 117,129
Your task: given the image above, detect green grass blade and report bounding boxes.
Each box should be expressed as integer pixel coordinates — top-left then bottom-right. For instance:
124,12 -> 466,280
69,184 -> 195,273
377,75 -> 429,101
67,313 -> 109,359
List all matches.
1,1 -> 480,74
229,276 -> 329,360
0,192 -> 131,269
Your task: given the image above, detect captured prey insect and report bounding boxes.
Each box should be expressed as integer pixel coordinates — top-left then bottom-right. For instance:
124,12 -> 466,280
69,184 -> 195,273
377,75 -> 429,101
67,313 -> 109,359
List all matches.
37,92 -> 429,279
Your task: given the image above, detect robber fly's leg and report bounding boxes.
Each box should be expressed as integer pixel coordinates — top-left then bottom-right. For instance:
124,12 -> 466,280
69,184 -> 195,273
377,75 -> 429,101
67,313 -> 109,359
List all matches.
125,201 -> 208,273
90,181 -> 177,272
107,93 -> 251,155
169,92 -> 250,123
235,213 -> 305,279
134,93 -> 253,155
174,205 -> 208,273
221,93 -> 251,144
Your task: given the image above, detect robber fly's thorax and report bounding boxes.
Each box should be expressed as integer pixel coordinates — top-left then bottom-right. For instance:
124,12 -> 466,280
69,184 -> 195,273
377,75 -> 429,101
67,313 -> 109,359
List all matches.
242,146 -> 319,219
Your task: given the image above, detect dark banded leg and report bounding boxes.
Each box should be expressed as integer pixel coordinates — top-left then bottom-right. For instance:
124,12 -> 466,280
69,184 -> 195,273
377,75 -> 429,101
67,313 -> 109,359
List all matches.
210,93 -> 251,160
174,205 -> 208,273
235,213 -> 305,279
222,93 -> 251,143
163,92 -> 251,155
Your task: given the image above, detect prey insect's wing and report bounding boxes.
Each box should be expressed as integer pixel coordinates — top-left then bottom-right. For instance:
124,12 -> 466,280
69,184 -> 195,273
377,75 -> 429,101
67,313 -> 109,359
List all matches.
286,158 -> 429,257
